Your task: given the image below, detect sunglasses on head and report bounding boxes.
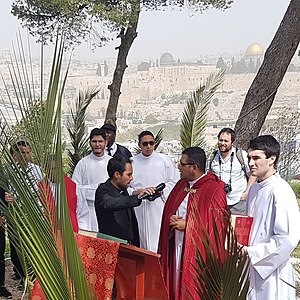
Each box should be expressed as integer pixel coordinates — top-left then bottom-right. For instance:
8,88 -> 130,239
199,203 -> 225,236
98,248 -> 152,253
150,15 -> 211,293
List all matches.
142,141 -> 155,147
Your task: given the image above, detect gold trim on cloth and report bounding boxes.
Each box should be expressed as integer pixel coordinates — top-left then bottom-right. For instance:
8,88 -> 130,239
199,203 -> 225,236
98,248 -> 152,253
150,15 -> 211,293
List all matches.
184,187 -> 196,194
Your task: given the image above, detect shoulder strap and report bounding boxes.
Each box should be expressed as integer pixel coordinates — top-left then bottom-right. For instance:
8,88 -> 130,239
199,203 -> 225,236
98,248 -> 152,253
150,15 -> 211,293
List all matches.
209,149 -> 218,171
236,148 -> 249,181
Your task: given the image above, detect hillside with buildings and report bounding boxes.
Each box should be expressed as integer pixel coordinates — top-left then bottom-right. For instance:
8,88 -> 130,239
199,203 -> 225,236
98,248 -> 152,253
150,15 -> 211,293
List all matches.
0,42 -> 299,152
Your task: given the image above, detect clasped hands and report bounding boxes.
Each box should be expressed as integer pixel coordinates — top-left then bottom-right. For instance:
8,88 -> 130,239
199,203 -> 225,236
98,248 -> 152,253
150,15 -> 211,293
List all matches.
237,242 -> 248,255
169,215 -> 186,231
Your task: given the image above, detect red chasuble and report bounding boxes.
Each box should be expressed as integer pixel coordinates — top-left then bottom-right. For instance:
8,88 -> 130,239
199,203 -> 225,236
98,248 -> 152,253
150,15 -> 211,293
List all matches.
158,172 -> 228,300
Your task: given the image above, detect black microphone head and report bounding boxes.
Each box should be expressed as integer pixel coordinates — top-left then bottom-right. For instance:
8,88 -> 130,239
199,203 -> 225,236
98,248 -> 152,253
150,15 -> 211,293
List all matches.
155,182 -> 166,192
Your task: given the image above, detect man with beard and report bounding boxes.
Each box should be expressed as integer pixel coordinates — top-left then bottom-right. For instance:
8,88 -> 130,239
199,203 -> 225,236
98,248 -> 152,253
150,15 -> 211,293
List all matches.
95,156 -> 154,246
158,147 -> 228,300
210,128 -> 256,215
72,128 -> 111,231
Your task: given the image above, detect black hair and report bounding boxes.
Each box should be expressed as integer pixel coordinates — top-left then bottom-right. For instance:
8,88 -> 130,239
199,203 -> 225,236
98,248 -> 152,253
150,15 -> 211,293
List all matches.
89,128 -> 106,140
217,128 -> 236,143
248,135 -> 280,168
100,123 -> 116,134
107,155 -> 132,179
10,140 -> 30,155
182,147 -> 206,173
138,130 -> 154,143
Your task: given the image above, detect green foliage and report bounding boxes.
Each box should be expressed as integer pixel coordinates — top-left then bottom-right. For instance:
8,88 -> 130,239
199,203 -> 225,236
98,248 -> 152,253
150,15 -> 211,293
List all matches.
293,244 -> 300,258
67,88 -> 100,176
11,0 -> 233,49
0,37 -> 95,299
289,181 -> 300,199
191,211 -> 249,300
180,70 -> 225,149
11,100 -> 50,146
11,0 -> 132,48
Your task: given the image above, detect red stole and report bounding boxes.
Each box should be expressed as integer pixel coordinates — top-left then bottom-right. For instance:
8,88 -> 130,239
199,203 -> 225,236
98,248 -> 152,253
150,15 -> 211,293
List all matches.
158,172 -> 228,300
38,176 -> 79,233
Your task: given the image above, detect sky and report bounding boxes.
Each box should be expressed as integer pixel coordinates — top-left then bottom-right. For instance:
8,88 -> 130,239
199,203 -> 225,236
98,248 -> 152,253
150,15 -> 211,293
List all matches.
0,0 -> 291,62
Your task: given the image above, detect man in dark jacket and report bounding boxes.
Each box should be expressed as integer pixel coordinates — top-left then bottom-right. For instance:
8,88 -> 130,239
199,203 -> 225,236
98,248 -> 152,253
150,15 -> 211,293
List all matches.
100,123 -> 132,159
95,156 -> 154,246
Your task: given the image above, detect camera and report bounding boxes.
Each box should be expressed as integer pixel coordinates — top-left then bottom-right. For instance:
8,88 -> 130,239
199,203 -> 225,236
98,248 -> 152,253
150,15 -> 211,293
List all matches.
224,183 -> 232,194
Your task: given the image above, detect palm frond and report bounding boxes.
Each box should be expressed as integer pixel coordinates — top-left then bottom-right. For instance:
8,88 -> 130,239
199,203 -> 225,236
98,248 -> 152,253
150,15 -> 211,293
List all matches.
154,128 -> 164,150
67,88 -> 100,175
0,35 -> 95,299
180,70 -> 225,149
187,209 -> 250,300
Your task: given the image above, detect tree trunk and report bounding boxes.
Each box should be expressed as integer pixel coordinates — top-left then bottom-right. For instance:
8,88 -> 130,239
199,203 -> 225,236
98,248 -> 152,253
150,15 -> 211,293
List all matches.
234,0 -> 300,149
105,1 -> 140,125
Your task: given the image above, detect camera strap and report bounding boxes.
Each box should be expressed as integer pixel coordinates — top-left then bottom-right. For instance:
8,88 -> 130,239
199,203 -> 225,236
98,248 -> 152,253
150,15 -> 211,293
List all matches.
218,151 -> 234,185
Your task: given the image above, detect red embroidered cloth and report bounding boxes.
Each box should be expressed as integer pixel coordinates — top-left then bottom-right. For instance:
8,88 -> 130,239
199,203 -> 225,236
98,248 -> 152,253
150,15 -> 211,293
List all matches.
30,234 -> 120,300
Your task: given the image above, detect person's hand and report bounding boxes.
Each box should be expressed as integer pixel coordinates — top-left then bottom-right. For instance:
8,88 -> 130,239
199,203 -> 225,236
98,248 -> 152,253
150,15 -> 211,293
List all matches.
5,192 -> 14,203
237,242 -> 248,255
134,187 -> 156,199
240,192 -> 247,201
0,216 -> 5,226
169,215 -> 186,231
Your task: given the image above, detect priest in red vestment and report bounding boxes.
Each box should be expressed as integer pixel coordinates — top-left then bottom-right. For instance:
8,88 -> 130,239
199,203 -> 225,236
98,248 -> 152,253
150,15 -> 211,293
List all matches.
38,157 -> 79,233
158,147 -> 228,300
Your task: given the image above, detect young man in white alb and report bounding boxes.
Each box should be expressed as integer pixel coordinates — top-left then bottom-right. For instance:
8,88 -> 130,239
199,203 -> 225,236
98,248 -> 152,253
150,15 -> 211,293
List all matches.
245,135 -> 300,300
130,130 -> 179,252
72,128 -> 111,231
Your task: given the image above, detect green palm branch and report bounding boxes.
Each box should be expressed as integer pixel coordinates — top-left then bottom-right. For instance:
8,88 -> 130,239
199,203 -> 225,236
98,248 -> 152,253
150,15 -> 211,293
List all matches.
67,88 -> 100,175
187,210 -> 250,300
132,128 -> 164,155
0,36 -> 95,299
180,70 -> 225,149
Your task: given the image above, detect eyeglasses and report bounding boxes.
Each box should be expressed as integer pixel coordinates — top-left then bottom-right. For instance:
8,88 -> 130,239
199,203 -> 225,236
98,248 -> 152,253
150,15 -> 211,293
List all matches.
141,141 -> 155,147
178,161 -> 194,167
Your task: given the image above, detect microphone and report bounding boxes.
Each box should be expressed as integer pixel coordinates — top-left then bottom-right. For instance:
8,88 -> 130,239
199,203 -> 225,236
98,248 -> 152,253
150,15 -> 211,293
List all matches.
139,183 -> 166,201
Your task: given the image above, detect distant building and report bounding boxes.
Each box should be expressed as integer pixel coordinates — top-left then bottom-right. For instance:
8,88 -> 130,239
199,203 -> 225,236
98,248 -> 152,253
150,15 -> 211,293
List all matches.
244,42 -> 264,57
230,42 -> 264,74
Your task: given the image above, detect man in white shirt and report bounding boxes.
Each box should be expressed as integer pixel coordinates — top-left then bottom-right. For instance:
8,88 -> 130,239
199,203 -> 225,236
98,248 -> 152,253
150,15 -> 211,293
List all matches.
245,135 -> 300,299
7,141 -> 43,289
72,128 -> 111,231
10,140 -> 43,187
210,128 -> 256,215
130,130 -> 179,252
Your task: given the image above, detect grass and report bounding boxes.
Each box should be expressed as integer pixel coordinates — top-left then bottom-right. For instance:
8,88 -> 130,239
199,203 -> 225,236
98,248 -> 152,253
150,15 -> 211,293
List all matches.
292,198 -> 300,258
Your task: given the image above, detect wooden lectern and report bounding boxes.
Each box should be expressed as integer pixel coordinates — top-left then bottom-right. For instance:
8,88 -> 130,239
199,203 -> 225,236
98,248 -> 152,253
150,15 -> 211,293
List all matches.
116,244 -> 168,300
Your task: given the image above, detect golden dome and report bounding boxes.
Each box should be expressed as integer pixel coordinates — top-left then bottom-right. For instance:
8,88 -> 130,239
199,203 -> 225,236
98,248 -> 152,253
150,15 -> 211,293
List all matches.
245,42 -> 264,56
